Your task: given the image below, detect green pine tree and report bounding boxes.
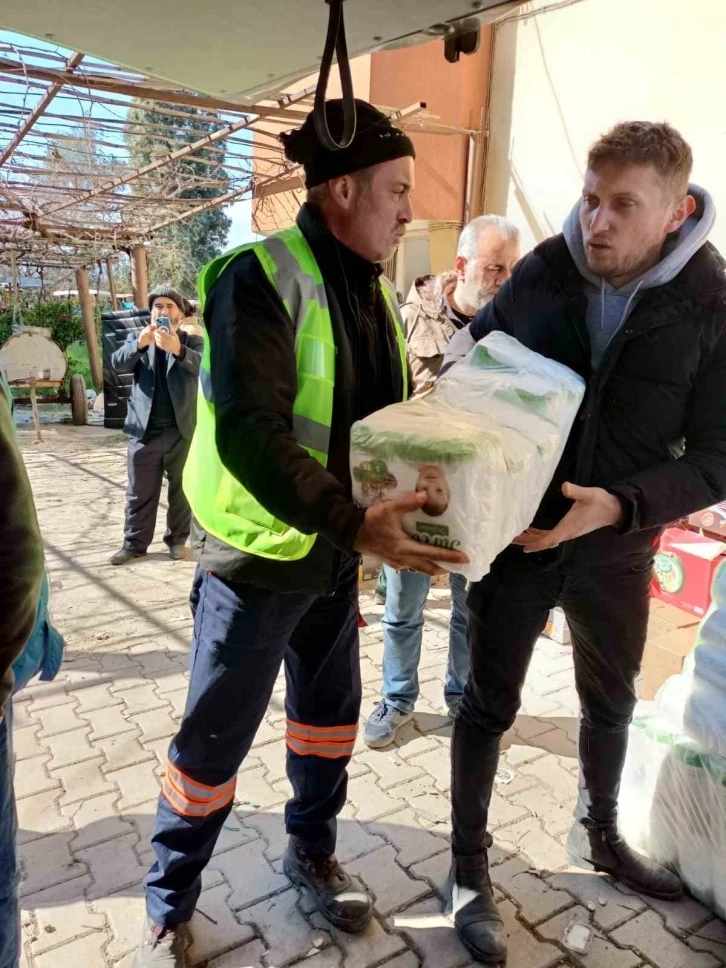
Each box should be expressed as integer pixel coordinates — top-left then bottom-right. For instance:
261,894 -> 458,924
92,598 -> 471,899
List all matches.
125,100 -> 233,297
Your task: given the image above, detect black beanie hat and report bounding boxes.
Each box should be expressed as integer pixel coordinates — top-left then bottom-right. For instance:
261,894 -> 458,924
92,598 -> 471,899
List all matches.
280,99 -> 415,188
148,286 -> 186,315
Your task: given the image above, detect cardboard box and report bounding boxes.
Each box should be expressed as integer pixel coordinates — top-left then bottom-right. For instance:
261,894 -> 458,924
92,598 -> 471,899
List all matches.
544,607 -> 571,646
688,502 -> 726,541
652,527 -> 726,618
639,624 -> 698,700
649,599 -> 704,629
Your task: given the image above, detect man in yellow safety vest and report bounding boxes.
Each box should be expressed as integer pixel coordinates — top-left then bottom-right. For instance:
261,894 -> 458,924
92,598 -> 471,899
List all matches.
133,99 -> 467,967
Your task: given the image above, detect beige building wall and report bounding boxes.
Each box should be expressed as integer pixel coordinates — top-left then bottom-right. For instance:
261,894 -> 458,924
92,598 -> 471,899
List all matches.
484,0 -> 726,256
369,35 -> 492,223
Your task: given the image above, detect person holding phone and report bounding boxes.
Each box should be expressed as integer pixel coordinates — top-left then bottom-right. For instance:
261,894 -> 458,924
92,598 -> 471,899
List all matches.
109,286 -> 204,565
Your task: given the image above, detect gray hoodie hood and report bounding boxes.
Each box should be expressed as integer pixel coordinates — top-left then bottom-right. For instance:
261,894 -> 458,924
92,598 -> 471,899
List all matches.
563,184 -> 716,367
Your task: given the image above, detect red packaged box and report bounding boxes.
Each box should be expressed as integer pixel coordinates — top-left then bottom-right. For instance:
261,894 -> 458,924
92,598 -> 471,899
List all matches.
688,502 -> 726,540
652,527 -> 726,618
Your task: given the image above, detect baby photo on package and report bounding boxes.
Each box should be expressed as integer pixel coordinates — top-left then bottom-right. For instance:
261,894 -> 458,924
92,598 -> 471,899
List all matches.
350,333 -> 586,580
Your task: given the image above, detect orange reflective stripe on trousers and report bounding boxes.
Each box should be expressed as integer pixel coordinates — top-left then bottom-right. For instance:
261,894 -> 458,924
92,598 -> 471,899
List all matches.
161,760 -> 237,818
285,718 -> 358,759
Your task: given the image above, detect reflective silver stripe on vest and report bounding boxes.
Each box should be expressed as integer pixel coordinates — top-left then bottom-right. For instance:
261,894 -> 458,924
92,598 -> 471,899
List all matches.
263,235 -> 329,334
292,413 -> 330,454
198,236 -> 330,408
200,367 -> 214,403
379,273 -> 396,301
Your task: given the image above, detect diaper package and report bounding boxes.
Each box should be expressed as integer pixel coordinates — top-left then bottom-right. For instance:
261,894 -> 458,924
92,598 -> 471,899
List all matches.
350,332 -> 585,581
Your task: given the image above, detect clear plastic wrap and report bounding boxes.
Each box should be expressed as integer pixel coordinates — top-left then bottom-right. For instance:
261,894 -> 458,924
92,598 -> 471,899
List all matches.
350,332 -> 585,581
684,560 -> 726,755
620,696 -> 726,918
620,564 -> 726,917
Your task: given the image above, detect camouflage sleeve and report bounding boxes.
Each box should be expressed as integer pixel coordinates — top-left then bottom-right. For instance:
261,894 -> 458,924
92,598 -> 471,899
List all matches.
0,379 -> 44,713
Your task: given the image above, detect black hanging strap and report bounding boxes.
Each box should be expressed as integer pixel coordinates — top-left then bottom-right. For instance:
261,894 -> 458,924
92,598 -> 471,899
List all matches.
314,0 -> 357,151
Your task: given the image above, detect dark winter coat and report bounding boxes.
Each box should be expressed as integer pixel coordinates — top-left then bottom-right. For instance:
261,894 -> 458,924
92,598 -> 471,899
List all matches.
191,203 -> 406,595
443,232 -> 726,566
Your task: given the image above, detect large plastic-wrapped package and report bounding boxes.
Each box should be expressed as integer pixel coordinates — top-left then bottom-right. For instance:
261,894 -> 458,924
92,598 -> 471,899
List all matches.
350,332 -> 585,581
684,560 -> 726,755
620,692 -> 726,918
620,563 -> 726,916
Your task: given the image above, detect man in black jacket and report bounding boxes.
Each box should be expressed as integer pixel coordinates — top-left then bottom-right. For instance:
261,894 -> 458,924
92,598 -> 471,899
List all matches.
133,102 -> 466,968
109,286 -> 203,565
443,121 -> 726,964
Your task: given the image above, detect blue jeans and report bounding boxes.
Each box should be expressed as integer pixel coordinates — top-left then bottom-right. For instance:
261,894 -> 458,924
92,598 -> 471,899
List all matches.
0,702 -> 19,968
380,566 -> 470,714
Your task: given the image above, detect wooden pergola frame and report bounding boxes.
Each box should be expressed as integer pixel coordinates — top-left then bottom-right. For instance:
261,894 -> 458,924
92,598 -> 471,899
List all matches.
0,38 -> 318,388
0,41 -> 313,271
0,37 -> 467,391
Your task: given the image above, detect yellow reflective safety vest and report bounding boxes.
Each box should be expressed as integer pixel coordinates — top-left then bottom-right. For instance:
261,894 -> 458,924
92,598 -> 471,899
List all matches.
183,225 -> 408,561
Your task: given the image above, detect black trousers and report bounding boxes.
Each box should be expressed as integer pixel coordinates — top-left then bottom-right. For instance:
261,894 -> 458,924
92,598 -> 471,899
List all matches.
124,429 -> 191,552
451,545 -> 653,855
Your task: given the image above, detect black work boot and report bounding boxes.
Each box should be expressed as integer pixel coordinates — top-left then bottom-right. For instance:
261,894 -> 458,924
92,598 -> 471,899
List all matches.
567,819 -> 682,900
283,836 -> 373,933
448,852 -> 507,965
110,547 -> 146,566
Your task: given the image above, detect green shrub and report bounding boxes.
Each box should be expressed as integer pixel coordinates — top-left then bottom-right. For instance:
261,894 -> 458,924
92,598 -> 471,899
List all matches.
0,300 -> 96,352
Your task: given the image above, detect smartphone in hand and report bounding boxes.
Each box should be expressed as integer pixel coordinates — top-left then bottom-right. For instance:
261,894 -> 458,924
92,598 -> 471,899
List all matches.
156,315 -> 171,332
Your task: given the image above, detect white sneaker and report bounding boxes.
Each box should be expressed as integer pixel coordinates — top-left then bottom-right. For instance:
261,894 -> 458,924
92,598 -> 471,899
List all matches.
364,701 -> 413,749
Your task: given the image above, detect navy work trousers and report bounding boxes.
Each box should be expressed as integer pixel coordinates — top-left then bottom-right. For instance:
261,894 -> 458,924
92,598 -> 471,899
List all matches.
144,554 -> 361,927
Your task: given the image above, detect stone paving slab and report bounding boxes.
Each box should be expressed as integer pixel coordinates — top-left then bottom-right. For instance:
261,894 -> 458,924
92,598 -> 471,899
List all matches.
11,426 -> 725,967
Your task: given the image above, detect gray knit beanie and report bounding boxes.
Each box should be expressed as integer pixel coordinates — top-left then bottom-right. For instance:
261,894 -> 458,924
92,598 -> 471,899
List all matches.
148,286 -> 186,314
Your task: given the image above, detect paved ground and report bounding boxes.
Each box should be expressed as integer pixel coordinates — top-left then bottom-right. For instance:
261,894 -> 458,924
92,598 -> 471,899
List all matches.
13,425 -> 726,967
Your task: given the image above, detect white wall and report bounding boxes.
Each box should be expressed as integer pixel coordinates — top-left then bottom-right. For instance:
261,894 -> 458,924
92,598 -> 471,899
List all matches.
485,0 -> 726,255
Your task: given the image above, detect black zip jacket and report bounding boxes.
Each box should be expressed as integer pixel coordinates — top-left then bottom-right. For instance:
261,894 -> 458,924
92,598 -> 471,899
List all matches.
444,234 -> 726,566
192,204 -> 405,594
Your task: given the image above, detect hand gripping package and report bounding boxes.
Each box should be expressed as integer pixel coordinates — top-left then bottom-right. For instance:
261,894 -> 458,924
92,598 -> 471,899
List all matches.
350,332 -> 585,581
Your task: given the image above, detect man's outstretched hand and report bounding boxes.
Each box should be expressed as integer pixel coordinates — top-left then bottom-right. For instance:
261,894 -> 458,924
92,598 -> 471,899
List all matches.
512,482 -> 624,553
355,492 -> 469,576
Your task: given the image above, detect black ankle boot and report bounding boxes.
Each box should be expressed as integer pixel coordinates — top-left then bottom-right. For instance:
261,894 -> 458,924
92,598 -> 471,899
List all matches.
448,852 -> 507,965
283,836 -> 373,933
567,819 -> 682,900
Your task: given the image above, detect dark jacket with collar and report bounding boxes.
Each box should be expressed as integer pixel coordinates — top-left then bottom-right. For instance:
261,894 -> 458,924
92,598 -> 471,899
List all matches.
191,203 -> 406,595
111,329 -> 203,441
444,233 -> 726,566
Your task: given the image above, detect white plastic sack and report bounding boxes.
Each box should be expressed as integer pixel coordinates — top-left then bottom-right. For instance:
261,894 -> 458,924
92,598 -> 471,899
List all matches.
350,332 -> 585,581
620,698 -> 726,919
684,560 -> 726,756
621,564 -> 726,918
